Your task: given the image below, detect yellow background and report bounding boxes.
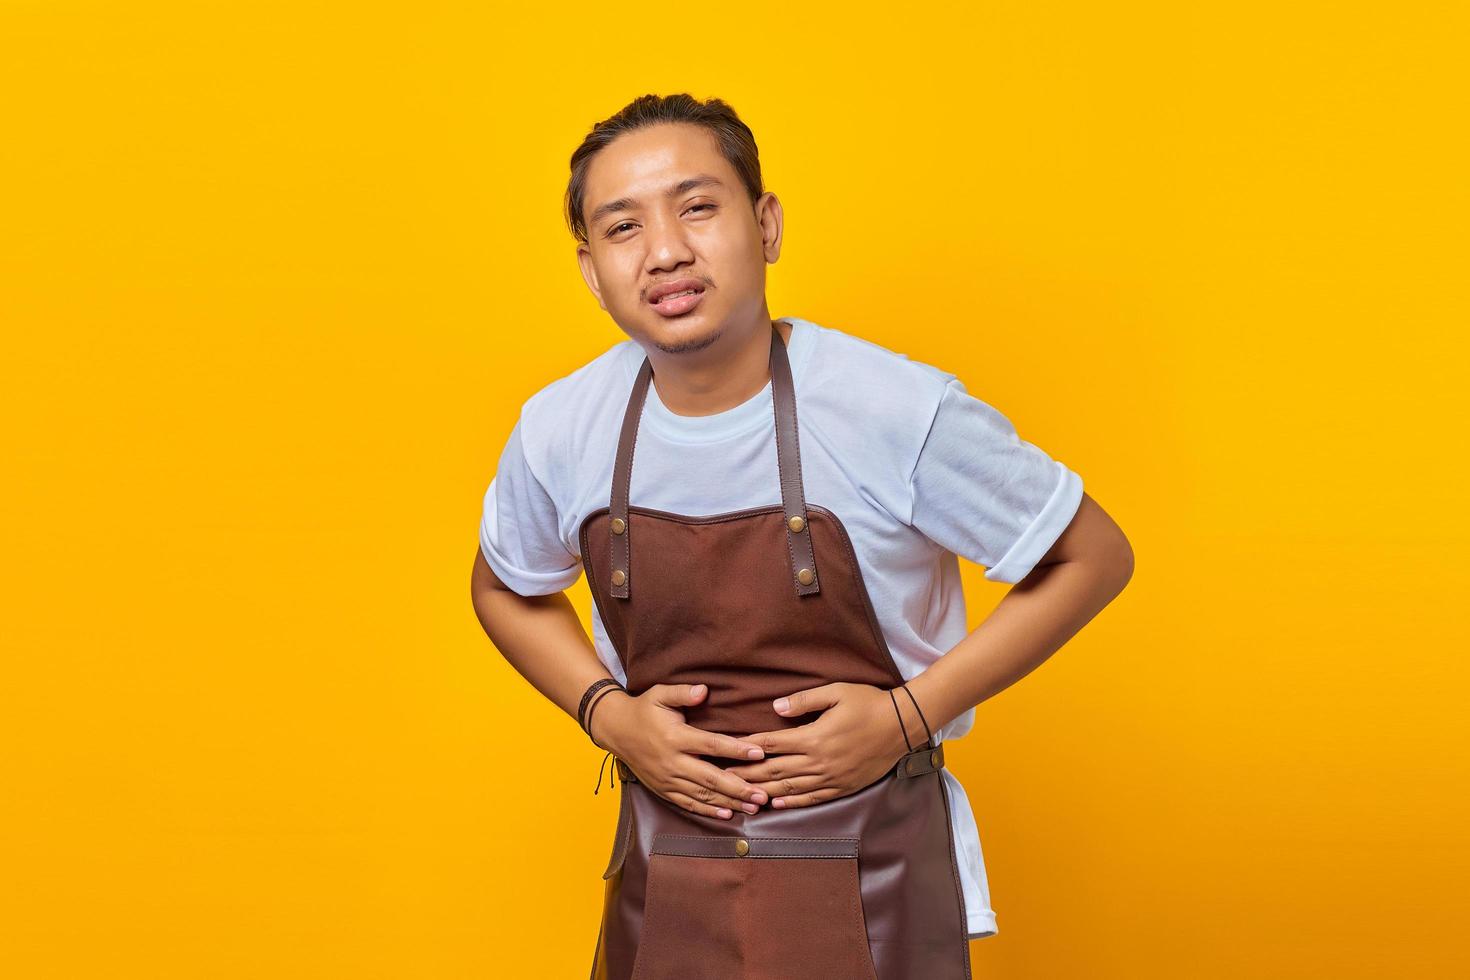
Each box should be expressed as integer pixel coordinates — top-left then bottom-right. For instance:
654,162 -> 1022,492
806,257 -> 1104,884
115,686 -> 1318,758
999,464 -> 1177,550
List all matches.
4,2 -> 1466,977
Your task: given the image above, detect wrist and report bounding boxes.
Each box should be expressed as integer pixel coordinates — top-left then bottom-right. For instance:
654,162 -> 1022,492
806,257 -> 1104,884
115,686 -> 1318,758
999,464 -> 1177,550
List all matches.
883,687 -> 924,758
588,688 -> 635,754
903,672 -> 957,741
577,678 -> 622,731
888,681 -> 941,751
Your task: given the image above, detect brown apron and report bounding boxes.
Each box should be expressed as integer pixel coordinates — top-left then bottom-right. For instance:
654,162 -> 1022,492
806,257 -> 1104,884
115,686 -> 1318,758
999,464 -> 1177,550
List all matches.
580,323 -> 972,980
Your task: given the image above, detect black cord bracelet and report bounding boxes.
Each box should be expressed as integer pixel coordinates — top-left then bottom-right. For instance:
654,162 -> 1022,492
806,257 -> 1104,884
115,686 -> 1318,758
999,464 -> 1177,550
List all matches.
898,683 -> 935,747
888,688 -> 916,754
889,683 -> 939,755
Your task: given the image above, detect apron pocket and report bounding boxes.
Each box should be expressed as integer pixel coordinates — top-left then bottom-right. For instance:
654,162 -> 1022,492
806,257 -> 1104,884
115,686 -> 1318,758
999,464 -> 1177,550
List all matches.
631,834 -> 878,980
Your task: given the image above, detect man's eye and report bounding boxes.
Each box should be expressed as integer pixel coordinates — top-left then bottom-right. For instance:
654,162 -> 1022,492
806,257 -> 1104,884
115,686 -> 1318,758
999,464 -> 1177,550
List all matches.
607,205 -> 712,238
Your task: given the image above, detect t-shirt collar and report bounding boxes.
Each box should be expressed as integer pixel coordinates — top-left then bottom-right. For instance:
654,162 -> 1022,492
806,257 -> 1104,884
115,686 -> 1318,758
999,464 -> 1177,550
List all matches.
629,317 -> 813,446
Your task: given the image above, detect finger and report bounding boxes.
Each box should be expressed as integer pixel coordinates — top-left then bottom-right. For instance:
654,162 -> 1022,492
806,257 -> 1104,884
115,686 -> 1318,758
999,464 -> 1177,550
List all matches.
741,725 -> 815,756
668,775 -> 762,815
662,787 -> 736,820
752,773 -> 829,803
681,759 -> 771,807
723,754 -> 819,782
688,727 -> 766,762
652,682 -> 708,708
770,785 -> 844,810
773,682 -> 845,718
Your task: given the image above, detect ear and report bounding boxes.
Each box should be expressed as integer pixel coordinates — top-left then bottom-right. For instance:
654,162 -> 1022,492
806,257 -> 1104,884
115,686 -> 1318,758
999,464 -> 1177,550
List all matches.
576,243 -> 607,311
755,191 -> 783,264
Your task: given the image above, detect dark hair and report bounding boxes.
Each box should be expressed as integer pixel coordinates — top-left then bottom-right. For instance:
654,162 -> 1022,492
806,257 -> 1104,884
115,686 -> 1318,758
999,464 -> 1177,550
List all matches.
564,93 -> 764,244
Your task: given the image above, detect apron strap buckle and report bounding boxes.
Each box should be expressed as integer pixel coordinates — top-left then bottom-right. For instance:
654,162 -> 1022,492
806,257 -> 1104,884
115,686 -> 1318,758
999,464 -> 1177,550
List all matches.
895,743 -> 945,779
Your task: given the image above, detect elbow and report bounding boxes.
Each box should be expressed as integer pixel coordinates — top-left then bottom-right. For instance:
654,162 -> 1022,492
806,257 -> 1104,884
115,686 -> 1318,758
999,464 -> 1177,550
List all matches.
1107,533 -> 1135,596
470,547 -> 516,633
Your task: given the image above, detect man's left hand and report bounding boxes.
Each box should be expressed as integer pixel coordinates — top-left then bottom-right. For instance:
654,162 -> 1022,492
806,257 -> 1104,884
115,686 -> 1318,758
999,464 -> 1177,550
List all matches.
723,682 -> 912,809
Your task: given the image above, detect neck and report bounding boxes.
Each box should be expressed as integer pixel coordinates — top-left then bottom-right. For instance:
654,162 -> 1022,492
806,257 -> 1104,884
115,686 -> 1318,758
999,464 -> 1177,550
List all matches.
645,312 -> 792,418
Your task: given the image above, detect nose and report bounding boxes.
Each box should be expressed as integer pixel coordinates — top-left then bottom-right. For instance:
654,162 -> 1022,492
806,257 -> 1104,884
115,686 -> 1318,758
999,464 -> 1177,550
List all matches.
642,211 -> 697,274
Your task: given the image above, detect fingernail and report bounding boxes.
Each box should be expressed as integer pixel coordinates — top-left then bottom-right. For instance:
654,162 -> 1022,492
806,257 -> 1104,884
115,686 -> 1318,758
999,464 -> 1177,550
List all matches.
751,790 -> 767,803
746,747 -> 764,759
773,698 -> 789,712
772,798 -> 785,808
694,684 -> 706,695
741,803 -> 759,813
716,807 -> 731,818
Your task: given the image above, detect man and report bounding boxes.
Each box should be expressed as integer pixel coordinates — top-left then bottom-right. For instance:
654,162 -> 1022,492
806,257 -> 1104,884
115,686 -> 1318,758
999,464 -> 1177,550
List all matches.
470,93 -> 1132,975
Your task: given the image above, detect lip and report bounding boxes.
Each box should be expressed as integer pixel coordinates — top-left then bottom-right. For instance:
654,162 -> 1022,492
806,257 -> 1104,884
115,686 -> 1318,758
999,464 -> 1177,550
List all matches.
650,288 -> 705,318
647,278 -> 708,318
646,278 -> 707,305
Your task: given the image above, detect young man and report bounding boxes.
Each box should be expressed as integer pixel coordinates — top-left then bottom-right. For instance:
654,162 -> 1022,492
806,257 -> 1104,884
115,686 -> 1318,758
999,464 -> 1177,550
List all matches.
470,94 -> 1132,978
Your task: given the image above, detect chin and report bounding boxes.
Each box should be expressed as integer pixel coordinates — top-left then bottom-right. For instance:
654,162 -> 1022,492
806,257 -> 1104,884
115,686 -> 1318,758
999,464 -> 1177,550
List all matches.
641,312 -> 726,355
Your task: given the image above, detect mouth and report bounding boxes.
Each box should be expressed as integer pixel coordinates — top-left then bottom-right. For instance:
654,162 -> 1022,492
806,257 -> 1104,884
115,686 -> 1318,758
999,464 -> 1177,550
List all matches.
647,279 -> 707,318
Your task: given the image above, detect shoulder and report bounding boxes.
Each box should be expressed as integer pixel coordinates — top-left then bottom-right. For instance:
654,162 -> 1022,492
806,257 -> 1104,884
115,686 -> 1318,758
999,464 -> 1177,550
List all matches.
796,318 -> 959,441
514,336 -> 640,487
519,337 -> 638,425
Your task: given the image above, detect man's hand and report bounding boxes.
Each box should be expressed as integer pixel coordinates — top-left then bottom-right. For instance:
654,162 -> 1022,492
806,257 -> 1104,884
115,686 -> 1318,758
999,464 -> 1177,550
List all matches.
724,682 -> 914,809
593,683 -> 772,820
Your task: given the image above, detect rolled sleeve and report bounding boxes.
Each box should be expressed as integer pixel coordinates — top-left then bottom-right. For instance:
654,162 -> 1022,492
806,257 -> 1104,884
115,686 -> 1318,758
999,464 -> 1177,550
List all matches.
981,461 -> 1083,583
477,418 -> 582,596
907,379 -> 1084,583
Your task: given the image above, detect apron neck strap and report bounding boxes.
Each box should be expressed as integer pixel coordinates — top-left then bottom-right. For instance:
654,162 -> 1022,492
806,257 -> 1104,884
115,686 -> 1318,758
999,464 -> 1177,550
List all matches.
606,322 -> 821,600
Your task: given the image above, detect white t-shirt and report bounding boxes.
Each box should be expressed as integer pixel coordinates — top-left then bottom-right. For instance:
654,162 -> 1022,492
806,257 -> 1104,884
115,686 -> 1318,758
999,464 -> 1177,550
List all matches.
478,316 -> 1084,939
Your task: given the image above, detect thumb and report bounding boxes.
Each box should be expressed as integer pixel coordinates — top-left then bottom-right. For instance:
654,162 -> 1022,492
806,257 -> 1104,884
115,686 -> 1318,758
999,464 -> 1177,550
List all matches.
774,683 -> 843,716
653,682 -> 707,707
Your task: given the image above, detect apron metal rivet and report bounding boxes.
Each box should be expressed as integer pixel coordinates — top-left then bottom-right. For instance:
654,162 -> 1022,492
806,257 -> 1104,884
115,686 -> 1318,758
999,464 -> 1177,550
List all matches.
905,758 -> 917,774
611,569 -> 626,586
610,517 -> 626,535
930,750 -> 940,767
796,568 -> 815,586
735,838 -> 750,856
786,515 -> 805,533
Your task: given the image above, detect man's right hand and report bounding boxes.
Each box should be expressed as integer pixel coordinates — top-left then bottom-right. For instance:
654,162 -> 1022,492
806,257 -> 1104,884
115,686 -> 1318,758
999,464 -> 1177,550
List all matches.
592,683 -> 771,819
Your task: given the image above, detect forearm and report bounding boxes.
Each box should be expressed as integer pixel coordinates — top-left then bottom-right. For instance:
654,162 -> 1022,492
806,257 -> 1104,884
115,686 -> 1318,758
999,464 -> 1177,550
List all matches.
905,554 -> 1129,737
469,550 -> 611,725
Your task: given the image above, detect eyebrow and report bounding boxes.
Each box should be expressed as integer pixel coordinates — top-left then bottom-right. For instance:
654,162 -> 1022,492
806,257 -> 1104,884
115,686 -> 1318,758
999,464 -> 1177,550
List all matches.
588,174 -> 727,230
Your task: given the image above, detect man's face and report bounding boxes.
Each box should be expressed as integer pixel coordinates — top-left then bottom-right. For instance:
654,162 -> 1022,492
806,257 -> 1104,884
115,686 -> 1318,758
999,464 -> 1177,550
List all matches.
576,123 -> 780,356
